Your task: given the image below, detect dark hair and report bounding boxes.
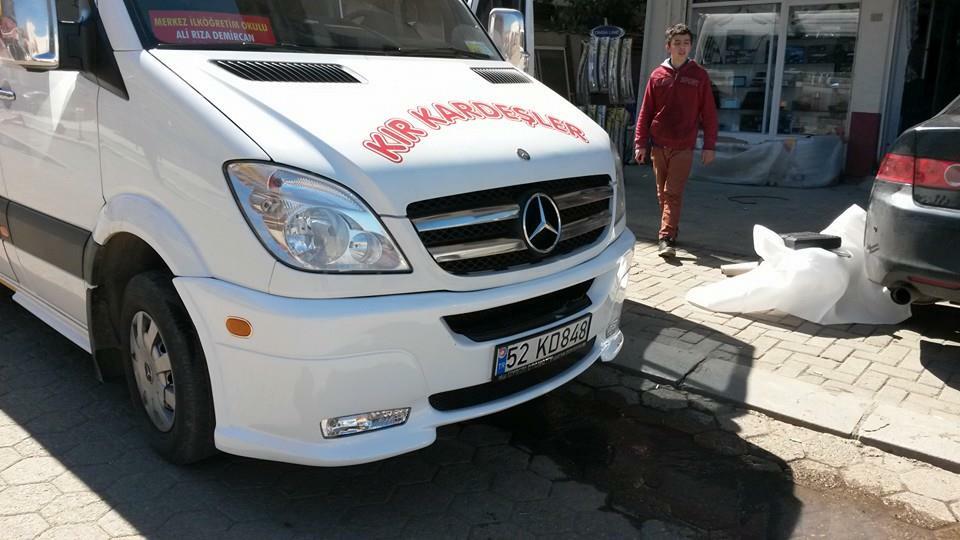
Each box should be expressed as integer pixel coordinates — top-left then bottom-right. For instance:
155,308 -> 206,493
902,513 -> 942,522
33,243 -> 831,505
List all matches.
665,23 -> 692,43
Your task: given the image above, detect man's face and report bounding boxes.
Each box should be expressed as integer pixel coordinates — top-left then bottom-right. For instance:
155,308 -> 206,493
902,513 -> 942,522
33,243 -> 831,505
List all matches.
665,34 -> 692,60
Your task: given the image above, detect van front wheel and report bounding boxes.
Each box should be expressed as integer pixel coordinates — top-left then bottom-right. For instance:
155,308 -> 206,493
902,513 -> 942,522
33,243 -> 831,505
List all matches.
121,272 -> 216,464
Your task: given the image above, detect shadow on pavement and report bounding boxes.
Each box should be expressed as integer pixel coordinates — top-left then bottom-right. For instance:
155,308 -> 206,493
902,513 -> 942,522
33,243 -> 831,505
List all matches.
913,304 -> 960,393
611,297 -> 806,537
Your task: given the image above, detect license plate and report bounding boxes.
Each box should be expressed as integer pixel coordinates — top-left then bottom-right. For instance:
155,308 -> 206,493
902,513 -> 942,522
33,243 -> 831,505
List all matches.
492,315 -> 592,380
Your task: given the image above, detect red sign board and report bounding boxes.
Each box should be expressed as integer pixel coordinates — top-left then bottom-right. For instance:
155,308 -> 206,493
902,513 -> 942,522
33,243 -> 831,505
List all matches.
149,11 -> 276,45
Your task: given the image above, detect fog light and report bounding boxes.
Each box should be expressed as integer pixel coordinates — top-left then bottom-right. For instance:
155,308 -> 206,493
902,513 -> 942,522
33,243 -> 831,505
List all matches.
320,408 -> 410,438
606,312 -> 621,338
599,330 -> 624,362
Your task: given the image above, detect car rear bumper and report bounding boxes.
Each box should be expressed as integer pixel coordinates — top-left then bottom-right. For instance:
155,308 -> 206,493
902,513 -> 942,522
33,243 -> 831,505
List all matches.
865,180 -> 960,302
173,230 -> 635,466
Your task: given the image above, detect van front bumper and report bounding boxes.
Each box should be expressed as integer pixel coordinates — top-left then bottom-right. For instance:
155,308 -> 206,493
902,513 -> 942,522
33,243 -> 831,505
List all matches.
174,230 -> 636,466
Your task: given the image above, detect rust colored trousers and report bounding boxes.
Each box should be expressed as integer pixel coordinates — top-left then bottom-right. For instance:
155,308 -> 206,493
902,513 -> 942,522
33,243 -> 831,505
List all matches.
650,147 -> 694,240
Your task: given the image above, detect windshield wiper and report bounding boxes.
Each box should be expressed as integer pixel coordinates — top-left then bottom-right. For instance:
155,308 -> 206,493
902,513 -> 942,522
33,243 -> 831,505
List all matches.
392,47 -> 494,60
275,42 -> 402,55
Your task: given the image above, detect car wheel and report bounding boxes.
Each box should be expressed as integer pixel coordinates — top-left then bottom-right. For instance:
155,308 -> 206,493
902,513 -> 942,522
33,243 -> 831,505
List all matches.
121,271 -> 216,464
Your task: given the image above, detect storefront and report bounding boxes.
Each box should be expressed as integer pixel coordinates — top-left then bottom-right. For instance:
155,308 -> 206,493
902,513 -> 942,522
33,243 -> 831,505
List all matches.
528,1 -> 648,161
640,0 -> 906,186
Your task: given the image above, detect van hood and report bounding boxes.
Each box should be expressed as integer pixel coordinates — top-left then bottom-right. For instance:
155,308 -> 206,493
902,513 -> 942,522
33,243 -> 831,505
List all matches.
150,50 -> 615,216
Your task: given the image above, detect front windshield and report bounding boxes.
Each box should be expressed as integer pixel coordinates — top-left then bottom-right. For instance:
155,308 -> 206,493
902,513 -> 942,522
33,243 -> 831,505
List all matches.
127,0 -> 501,60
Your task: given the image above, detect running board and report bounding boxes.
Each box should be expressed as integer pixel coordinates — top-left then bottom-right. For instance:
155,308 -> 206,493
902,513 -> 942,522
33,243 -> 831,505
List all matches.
12,290 -> 91,354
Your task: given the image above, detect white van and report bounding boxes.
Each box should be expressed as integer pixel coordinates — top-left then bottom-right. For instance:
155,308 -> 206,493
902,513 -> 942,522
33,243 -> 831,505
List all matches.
0,0 -> 634,466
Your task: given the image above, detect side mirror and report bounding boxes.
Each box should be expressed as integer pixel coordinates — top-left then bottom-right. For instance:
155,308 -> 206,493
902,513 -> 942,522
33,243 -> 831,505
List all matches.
1,0 -> 59,70
487,8 -> 528,71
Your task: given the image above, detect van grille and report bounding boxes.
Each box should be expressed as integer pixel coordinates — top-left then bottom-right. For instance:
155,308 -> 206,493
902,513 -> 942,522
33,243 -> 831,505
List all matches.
213,60 -> 361,83
471,67 -> 531,84
408,176 -> 613,275
445,279 -> 593,342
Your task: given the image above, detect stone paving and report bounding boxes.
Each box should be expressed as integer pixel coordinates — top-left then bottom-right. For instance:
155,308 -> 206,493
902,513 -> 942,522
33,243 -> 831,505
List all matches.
0,289 -> 954,539
618,239 -> 960,426
621,164 -> 960,438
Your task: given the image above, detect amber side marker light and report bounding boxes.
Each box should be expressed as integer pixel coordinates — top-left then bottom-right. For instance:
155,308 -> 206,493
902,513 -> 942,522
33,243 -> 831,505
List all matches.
226,317 -> 253,338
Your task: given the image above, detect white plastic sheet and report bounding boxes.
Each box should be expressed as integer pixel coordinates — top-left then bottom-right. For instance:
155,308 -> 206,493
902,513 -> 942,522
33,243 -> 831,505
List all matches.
686,205 -> 912,325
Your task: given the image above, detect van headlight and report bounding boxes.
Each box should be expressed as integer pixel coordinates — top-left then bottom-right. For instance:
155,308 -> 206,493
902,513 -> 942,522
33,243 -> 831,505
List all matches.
226,162 -> 410,273
611,141 -> 626,224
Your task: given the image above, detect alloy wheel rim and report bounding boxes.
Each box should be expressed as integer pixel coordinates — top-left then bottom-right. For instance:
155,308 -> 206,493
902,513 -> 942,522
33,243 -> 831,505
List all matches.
130,311 -> 176,432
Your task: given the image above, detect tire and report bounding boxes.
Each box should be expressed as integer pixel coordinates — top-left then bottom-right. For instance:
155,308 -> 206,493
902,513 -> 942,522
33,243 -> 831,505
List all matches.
120,271 -> 216,464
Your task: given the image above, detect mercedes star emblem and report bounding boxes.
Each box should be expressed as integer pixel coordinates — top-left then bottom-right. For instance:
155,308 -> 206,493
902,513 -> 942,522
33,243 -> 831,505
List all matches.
522,193 -> 562,254
517,148 -> 531,161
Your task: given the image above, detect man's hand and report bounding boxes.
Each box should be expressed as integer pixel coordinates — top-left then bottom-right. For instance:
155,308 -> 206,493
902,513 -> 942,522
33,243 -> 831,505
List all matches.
635,147 -> 648,164
702,149 -> 716,165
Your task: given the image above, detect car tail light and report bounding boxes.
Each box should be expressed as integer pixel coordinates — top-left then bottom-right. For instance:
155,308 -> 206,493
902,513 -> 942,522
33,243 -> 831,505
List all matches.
877,153 -> 960,190
915,159 -> 960,190
876,153 -> 915,185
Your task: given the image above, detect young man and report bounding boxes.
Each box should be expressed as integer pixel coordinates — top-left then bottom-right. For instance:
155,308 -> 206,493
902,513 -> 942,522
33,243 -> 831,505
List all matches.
634,23 -> 718,257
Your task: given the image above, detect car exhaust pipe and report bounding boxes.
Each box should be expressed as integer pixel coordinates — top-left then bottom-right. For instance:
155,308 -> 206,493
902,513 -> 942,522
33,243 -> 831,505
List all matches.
890,286 -> 914,306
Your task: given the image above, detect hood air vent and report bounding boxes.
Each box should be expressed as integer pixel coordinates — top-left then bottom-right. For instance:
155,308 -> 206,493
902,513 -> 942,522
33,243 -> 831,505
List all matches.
471,67 -> 531,84
213,60 -> 361,83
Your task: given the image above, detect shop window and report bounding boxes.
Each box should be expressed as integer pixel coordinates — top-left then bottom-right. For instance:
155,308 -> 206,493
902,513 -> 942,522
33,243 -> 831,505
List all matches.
779,3 -> 858,136
693,2 -> 860,138
693,4 -> 781,134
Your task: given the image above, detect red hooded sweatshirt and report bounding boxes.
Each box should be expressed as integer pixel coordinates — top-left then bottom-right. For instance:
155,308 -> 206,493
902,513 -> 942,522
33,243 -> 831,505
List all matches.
635,59 -> 718,151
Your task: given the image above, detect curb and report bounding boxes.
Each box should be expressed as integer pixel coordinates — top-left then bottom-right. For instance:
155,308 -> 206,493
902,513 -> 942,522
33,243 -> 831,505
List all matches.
611,355 -> 960,475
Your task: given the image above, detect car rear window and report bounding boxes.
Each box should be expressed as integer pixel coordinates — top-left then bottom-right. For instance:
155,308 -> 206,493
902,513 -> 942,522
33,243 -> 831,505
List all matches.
943,94 -> 960,116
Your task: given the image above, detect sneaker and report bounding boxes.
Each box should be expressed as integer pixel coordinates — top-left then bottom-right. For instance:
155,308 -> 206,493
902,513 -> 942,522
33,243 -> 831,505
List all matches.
658,238 -> 676,258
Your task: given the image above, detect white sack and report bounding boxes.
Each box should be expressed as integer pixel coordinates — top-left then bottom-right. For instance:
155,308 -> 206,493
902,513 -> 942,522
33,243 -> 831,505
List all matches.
686,205 -> 912,325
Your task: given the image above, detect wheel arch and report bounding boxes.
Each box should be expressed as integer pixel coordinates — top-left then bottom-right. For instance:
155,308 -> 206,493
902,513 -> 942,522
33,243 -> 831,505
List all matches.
86,194 -> 211,379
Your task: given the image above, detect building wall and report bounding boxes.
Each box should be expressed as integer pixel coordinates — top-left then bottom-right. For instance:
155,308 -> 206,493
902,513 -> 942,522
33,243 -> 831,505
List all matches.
638,0 -> 688,101
847,0 -> 898,176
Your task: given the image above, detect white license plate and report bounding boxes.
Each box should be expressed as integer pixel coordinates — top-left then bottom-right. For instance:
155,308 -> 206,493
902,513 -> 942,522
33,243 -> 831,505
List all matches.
492,315 -> 592,380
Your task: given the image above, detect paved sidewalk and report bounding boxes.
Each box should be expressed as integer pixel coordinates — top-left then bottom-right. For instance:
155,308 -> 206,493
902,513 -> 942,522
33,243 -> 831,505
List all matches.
616,166 -> 960,472
623,164 -> 872,256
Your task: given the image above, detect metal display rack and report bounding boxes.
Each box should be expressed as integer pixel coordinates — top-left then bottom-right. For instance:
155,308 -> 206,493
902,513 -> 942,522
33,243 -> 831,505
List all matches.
575,25 -> 635,162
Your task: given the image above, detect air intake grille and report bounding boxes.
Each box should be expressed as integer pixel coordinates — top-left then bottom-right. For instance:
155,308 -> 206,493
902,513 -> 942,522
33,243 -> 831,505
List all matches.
213,60 -> 361,83
471,67 -> 531,84
409,175 -> 613,275
445,279 -> 593,342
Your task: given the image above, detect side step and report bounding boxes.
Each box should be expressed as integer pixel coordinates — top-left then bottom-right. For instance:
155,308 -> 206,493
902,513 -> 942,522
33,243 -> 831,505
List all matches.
12,290 -> 91,354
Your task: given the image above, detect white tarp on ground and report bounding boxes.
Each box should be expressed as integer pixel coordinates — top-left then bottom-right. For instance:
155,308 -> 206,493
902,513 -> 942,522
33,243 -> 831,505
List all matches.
686,205 -> 912,325
689,135 -> 845,188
